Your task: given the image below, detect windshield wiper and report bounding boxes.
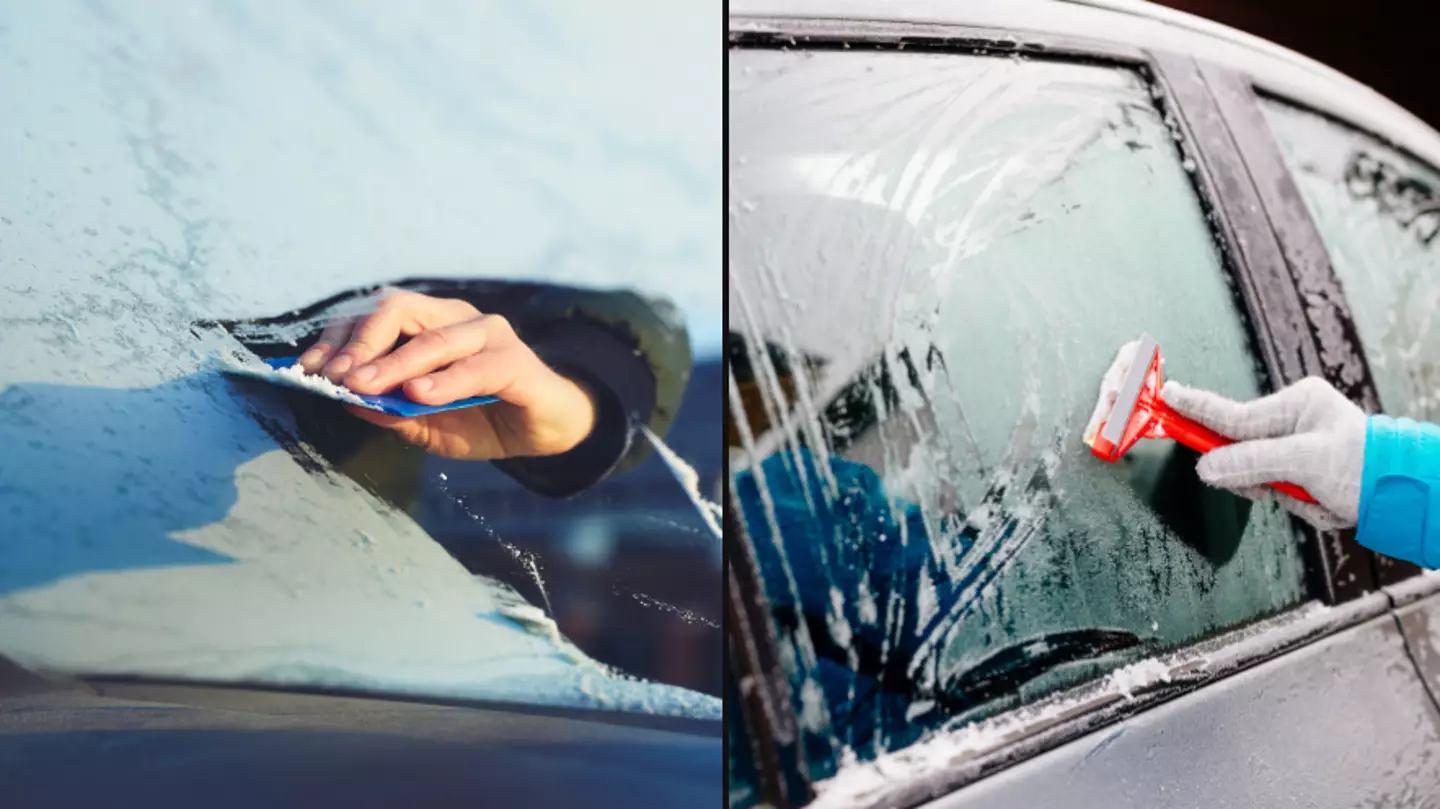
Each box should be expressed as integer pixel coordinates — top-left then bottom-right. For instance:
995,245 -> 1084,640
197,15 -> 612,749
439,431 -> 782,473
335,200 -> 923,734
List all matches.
932,628 -> 1142,714
789,605 -> 1141,714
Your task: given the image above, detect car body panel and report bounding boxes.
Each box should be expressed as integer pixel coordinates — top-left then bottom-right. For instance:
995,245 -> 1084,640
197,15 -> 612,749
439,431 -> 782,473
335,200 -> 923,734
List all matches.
1394,593 -> 1440,707
777,594 -> 1403,808
922,611 -> 1440,809
0,666 -> 720,809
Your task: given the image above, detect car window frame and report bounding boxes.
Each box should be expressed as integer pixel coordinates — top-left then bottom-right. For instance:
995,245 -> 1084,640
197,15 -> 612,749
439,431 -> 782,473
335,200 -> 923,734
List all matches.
723,15 -> 1413,808
1148,54 -> 1403,600
1195,65 -> 1427,588
725,490 -> 816,808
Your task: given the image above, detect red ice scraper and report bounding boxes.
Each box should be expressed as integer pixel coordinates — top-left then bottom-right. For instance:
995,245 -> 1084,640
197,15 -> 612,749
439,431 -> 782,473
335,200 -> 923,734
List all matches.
1084,333 -> 1316,503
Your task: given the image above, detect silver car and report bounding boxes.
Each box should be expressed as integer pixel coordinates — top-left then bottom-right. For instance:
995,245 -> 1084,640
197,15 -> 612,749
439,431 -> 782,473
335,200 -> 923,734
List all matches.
727,1 -> 1440,807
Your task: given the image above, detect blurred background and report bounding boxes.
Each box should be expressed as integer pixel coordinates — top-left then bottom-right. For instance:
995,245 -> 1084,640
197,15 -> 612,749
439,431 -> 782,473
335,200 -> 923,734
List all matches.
1154,0 -> 1440,130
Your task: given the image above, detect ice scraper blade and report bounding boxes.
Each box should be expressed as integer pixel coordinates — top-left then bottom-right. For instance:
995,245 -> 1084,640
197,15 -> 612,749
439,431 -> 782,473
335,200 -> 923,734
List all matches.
1099,334 -> 1159,451
224,355 -> 499,417
1086,333 -> 1316,503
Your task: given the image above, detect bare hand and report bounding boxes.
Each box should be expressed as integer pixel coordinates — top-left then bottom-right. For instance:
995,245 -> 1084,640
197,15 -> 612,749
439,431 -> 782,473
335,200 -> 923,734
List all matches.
298,289 -> 597,461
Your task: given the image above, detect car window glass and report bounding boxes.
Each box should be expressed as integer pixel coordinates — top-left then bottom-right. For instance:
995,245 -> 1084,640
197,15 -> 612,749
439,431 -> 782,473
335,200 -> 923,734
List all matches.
1260,97 -> 1440,421
729,48 -> 1309,779
223,287 -> 723,699
0,1 -> 719,718
415,355 -> 723,698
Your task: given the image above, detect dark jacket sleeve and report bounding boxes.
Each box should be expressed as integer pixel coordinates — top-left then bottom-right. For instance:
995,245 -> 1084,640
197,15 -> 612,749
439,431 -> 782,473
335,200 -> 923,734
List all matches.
413,278 -> 692,497
489,312 -> 656,498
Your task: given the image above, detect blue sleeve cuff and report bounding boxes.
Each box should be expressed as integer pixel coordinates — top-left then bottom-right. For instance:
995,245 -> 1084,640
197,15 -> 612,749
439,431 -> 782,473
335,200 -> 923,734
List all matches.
1356,415 -> 1440,569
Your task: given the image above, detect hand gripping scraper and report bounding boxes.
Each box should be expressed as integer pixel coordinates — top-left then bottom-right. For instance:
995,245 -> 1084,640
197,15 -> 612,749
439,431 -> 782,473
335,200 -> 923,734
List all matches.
1084,333 -> 1316,503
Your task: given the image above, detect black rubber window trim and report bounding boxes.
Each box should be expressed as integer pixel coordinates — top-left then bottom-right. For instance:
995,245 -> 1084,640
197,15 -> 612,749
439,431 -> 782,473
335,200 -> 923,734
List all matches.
1186,60 -> 1422,589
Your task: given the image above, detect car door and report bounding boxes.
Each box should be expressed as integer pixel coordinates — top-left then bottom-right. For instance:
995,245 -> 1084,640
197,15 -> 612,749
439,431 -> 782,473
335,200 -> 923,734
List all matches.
726,14 -> 1440,809
927,44 -> 1440,809
1252,72 -> 1440,745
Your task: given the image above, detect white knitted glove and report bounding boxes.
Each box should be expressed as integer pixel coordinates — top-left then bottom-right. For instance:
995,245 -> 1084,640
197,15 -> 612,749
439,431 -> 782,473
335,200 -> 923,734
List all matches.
1161,377 -> 1367,531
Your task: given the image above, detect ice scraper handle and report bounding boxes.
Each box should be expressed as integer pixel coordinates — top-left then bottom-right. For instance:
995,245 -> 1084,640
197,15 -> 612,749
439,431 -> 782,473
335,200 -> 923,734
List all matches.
1154,400 -> 1318,504
1264,480 -> 1318,504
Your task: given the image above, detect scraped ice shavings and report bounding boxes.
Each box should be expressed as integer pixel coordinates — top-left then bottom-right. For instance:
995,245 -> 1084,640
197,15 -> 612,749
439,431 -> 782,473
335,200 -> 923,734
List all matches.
1108,658 -> 1172,700
810,695 -> 1088,809
216,352 -> 374,408
270,362 -> 370,407
498,602 -> 562,646
809,656 -> 1178,808
641,425 -> 722,540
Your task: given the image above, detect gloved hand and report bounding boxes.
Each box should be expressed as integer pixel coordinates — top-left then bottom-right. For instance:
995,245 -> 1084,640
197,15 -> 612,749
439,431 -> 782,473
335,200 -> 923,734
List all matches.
1161,376 -> 1367,531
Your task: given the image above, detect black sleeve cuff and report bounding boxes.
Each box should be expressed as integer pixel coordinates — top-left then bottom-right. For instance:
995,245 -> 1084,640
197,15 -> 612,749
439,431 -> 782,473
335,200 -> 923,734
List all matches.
491,319 -> 657,498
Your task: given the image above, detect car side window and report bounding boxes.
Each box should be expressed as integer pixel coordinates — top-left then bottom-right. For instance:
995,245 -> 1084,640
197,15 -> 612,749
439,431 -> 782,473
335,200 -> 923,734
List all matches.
1260,97 -> 1440,421
728,48 -> 1310,780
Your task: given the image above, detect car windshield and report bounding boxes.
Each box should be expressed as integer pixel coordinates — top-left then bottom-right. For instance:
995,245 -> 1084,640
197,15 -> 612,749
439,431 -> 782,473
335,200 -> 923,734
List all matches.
0,1 -> 719,720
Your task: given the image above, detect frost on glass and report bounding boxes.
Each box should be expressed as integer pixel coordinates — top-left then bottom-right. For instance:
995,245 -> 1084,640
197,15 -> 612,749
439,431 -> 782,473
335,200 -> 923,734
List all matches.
1261,98 -> 1440,421
728,50 -> 1308,778
0,1 -> 720,720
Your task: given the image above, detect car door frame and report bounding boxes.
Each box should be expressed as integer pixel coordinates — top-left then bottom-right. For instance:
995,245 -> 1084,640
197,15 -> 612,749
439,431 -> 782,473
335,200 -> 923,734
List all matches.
1146,52 -> 1420,600
724,13 -> 1427,809
1191,60 -> 1438,592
